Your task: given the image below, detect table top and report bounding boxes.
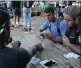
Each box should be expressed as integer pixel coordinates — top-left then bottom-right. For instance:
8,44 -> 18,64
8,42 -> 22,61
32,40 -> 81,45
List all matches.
8,33 -> 80,68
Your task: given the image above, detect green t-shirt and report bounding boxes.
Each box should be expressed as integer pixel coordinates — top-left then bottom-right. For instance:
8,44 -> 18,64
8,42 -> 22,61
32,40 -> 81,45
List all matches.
65,27 -> 81,45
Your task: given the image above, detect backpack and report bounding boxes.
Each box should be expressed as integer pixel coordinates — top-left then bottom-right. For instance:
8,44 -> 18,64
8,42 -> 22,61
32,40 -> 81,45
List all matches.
49,18 -> 63,35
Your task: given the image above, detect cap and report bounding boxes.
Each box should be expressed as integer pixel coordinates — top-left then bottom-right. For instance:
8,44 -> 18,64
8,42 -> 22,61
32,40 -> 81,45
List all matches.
44,4 -> 54,13
64,5 -> 81,18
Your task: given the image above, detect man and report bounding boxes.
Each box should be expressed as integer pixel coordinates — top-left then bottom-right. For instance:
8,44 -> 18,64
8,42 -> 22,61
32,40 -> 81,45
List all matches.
0,7 -> 32,68
39,4 -> 67,43
23,1 -> 34,31
63,5 -> 81,54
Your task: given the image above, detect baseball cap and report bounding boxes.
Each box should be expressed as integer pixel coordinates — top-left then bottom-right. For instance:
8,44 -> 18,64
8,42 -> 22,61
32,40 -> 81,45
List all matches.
64,5 -> 81,18
44,4 -> 54,13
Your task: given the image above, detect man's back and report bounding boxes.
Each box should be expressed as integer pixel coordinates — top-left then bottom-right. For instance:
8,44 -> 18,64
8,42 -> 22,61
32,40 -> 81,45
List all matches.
0,47 -> 31,68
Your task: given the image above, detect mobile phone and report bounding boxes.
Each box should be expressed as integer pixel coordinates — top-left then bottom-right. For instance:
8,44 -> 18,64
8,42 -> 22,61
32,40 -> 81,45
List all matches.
44,60 -> 57,67
40,60 -> 57,68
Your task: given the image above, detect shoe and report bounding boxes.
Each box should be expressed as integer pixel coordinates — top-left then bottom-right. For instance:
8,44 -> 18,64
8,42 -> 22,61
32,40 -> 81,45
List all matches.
27,28 -> 31,31
22,28 -> 27,31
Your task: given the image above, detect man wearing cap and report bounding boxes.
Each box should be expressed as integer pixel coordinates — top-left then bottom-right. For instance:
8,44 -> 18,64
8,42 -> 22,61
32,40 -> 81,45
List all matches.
0,7 -> 32,68
39,4 -> 67,43
63,5 -> 81,54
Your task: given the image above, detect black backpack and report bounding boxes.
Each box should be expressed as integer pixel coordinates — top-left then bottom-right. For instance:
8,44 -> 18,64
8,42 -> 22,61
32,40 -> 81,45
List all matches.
49,18 -> 63,35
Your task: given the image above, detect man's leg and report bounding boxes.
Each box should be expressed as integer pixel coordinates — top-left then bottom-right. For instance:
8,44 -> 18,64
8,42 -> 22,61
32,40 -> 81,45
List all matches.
18,15 -> 20,25
23,7 -> 27,30
27,8 -> 31,31
14,15 -> 16,26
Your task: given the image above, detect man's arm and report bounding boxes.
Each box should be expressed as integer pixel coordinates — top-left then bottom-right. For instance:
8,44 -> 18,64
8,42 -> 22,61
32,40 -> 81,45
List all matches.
65,43 -> 81,54
46,33 -> 63,44
63,36 -> 81,55
39,21 -> 49,32
51,36 -> 63,43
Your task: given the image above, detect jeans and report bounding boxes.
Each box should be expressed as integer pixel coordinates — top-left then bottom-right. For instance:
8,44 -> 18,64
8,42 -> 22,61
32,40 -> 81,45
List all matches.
23,7 -> 31,29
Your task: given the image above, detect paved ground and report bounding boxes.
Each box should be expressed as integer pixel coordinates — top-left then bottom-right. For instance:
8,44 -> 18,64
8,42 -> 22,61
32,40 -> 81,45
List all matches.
10,16 -> 44,37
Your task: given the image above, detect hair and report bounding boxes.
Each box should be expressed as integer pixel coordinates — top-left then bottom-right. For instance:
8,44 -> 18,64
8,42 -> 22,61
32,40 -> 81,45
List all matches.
44,4 -> 55,14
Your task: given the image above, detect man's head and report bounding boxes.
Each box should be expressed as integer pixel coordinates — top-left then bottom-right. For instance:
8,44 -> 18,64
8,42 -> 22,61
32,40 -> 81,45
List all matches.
0,7 -> 10,47
43,4 -> 55,22
63,5 -> 81,28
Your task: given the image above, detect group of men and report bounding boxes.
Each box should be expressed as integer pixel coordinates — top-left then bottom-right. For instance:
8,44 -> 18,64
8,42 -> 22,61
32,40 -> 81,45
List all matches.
39,4 -> 81,54
0,2 -> 81,68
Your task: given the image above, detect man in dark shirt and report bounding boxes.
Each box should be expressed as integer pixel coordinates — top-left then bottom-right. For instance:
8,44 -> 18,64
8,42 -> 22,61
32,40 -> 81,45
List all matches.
0,7 -> 32,68
63,5 -> 81,55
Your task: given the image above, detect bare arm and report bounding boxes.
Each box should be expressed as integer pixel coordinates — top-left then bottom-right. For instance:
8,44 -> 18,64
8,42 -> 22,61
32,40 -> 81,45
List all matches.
63,36 -> 81,55
66,43 -> 81,54
44,33 -> 63,44
49,36 -> 63,44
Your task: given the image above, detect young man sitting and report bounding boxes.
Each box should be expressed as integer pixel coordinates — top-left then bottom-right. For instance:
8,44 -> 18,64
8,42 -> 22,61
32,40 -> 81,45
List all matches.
39,4 -> 67,43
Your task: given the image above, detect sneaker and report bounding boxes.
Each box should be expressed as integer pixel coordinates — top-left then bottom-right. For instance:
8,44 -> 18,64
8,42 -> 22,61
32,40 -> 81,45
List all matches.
22,28 -> 27,31
27,28 -> 31,31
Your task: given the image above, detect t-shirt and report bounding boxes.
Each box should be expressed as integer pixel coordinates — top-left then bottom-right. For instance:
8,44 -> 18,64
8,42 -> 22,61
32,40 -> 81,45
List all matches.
41,20 -> 67,36
65,27 -> 81,45
24,1 -> 34,8
0,47 -> 32,68
11,1 -> 21,9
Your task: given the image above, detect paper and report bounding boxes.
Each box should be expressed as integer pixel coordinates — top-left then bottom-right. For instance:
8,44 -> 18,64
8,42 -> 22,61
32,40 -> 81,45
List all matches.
30,57 -> 40,65
63,52 -> 80,59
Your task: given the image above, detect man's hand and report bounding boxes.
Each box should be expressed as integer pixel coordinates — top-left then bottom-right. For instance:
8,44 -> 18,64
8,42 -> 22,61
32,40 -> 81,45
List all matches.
63,36 -> 81,54
11,41 -> 21,48
39,32 -> 53,40
63,36 -> 70,46
46,33 -> 54,40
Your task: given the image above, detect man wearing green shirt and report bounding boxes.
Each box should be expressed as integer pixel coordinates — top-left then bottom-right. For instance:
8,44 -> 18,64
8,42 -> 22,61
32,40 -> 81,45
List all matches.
63,5 -> 81,55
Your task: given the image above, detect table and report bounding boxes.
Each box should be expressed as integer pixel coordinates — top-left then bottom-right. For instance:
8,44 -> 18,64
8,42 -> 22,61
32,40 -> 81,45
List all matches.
8,34 -> 80,68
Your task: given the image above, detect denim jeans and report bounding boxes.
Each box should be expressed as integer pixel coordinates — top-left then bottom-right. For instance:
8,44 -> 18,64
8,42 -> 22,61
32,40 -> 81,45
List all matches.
23,7 -> 31,29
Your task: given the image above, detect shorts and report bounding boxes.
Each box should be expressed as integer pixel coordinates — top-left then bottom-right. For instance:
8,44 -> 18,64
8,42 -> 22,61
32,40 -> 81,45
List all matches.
14,8 -> 21,16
